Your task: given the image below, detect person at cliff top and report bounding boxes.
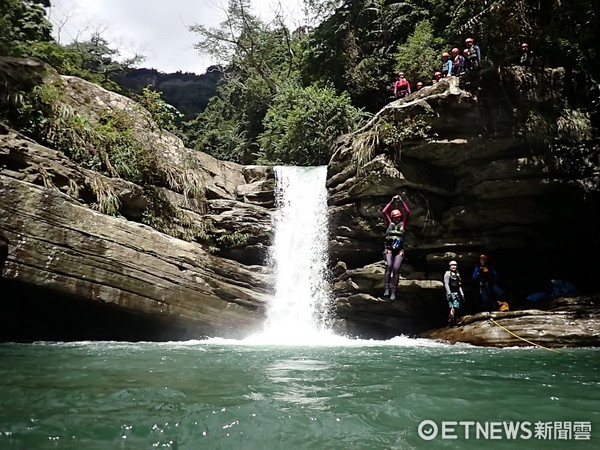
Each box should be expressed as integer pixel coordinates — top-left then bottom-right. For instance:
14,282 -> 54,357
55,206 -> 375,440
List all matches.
472,254 -> 506,312
465,37 -> 481,70
393,72 -> 411,98
519,42 -> 533,66
463,49 -> 471,71
444,260 -> 465,327
416,81 -> 424,90
451,47 -> 465,74
441,52 -> 453,77
432,71 -> 442,84
381,194 -> 410,301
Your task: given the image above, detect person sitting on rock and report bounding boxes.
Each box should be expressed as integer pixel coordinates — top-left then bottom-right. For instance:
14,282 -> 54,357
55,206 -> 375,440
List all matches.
444,260 -> 465,327
382,194 -> 410,301
393,72 -> 411,98
472,254 -> 506,312
416,81 -> 424,90
432,71 -> 442,84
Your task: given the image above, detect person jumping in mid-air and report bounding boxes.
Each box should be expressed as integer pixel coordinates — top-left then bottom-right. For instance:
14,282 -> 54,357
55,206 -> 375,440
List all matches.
382,195 -> 410,301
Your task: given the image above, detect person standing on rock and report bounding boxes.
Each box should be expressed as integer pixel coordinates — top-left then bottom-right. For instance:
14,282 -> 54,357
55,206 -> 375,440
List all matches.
519,43 -> 534,66
441,52 -> 453,77
465,37 -> 481,70
382,194 -> 410,301
393,72 -> 411,98
444,260 -> 465,327
472,254 -> 506,312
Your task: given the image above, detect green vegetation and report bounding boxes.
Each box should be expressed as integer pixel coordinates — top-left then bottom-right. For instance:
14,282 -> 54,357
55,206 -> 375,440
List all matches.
1,0 -> 598,173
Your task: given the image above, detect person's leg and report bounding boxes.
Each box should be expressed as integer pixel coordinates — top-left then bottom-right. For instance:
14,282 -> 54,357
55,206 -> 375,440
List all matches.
383,251 -> 393,296
390,251 -> 404,300
480,284 -> 492,311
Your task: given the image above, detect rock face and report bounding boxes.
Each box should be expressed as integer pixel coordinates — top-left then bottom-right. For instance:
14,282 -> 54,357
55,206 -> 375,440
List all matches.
0,58 -> 275,341
327,69 -> 600,339
423,296 -> 600,347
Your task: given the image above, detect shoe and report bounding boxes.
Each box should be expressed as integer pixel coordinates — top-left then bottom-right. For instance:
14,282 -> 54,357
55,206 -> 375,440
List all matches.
390,292 -> 396,301
383,288 -> 390,297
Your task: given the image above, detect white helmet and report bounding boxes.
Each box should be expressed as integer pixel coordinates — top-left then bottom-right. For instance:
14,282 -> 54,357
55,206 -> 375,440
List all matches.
449,260 -> 458,266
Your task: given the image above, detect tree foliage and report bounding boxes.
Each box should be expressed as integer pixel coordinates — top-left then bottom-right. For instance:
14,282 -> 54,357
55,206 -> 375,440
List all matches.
0,0 -> 52,55
258,82 -> 365,165
394,20 -> 442,85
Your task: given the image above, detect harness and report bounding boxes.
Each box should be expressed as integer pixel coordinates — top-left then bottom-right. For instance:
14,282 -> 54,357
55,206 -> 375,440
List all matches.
385,222 -> 404,250
477,265 -> 493,283
467,45 -> 478,61
446,270 -> 462,292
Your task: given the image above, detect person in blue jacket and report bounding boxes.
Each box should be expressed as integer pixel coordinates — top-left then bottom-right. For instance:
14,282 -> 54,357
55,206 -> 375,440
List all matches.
441,52 -> 453,77
472,254 -> 505,311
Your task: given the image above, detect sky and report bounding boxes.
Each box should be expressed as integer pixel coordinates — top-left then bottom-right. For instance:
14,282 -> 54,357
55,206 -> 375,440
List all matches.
48,0 -> 306,75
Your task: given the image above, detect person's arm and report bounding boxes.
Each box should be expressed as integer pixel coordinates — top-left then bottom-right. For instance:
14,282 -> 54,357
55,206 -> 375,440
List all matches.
447,60 -> 453,76
443,272 -> 451,296
393,81 -> 398,96
400,197 -> 410,227
382,199 -> 394,227
472,266 -> 480,280
407,82 -> 411,94
476,45 -> 481,61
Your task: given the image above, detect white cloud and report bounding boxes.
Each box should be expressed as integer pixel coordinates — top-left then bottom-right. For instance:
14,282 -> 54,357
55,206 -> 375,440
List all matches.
48,0 -> 306,74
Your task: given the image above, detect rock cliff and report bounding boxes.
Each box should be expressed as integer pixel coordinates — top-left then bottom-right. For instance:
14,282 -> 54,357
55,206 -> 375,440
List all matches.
1,58 -> 598,345
327,68 -> 599,340
0,58 -> 274,341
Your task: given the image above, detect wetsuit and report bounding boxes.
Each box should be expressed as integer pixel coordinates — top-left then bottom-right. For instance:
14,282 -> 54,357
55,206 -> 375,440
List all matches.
472,264 -> 505,311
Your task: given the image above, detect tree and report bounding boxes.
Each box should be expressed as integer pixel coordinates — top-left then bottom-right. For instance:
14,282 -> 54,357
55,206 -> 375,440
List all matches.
0,0 -> 53,55
394,20 -> 442,85
64,32 -> 144,81
257,81 -> 365,165
301,0 -> 430,111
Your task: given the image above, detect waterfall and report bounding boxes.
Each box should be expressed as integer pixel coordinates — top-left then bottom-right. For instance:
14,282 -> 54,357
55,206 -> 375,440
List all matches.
247,166 -> 335,344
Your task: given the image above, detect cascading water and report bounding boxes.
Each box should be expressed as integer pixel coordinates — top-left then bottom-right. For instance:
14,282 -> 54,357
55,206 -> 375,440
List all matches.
247,166 -> 335,344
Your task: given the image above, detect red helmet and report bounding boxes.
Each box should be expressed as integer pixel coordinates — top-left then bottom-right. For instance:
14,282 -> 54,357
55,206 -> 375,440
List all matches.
451,47 -> 459,54
434,71 -> 442,77
390,209 -> 403,218
480,254 -> 488,260
416,82 -> 423,88
398,72 -> 405,77
463,49 -> 469,55
521,43 -> 529,48
442,52 -> 450,58
465,37 -> 475,44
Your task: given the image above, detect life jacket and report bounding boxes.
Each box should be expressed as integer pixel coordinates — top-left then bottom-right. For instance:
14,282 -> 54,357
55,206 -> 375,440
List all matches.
467,45 -> 479,61
446,270 -> 462,292
453,55 -> 464,70
385,222 -> 404,249
396,79 -> 409,90
477,264 -> 493,282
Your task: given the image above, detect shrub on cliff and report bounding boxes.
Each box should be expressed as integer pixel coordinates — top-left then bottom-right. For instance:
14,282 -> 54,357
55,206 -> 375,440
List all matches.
257,82 -> 367,166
